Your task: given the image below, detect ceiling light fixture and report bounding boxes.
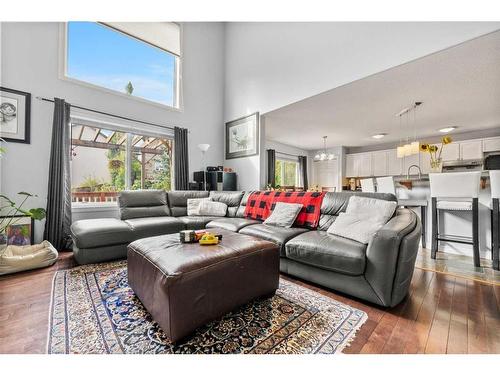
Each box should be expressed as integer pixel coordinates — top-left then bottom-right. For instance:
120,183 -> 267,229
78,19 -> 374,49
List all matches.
396,101 -> 422,159
314,136 -> 335,161
439,126 -> 457,133
372,133 -> 387,139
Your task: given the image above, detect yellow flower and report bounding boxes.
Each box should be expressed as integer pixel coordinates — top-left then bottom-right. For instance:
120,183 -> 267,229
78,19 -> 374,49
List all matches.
430,145 -> 438,152
442,136 -> 452,145
420,144 -> 429,152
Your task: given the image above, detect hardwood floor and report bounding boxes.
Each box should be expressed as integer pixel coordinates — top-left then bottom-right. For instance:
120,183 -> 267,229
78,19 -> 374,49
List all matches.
0,253 -> 498,354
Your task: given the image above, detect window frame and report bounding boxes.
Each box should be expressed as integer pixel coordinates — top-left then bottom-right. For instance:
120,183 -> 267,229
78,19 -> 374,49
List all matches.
59,22 -> 183,111
275,158 -> 299,187
69,113 -> 174,208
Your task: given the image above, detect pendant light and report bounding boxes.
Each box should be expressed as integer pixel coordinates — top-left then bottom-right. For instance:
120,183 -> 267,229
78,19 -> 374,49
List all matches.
396,101 -> 422,159
314,136 -> 335,161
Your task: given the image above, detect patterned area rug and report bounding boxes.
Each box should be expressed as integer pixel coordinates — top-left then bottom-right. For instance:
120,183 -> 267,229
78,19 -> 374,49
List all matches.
47,261 -> 367,354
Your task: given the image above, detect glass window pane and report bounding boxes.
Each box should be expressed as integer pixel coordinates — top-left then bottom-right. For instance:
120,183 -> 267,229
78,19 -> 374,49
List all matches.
71,124 -> 173,204
275,160 -> 282,187
129,135 -> 173,191
67,22 -> 177,107
283,161 -> 297,186
70,125 -> 126,203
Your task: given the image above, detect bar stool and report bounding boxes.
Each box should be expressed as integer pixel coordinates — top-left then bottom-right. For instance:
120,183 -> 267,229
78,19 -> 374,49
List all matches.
489,170 -> 499,270
376,176 -> 396,195
429,171 -> 481,267
380,174 -> 429,249
360,178 -> 375,192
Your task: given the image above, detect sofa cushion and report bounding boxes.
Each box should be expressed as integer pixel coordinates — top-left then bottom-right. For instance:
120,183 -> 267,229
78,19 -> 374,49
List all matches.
285,231 -> 367,276
239,224 -> 308,257
318,191 -> 397,231
71,218 -> 135,249
198,200 -> 228,217
125,216 -> 185,238
236,191 -> 256,218
209,191 -> 244,217
206,218 -> 261,232
263,202 -> 303,228
168,191 -> 210,217
118,190 -> 170,220
177,216 -> 222,230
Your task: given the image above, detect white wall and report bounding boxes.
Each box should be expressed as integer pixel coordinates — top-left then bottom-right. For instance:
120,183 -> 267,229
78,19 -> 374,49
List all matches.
0,22 -> 225,242
223,22 -> 500,190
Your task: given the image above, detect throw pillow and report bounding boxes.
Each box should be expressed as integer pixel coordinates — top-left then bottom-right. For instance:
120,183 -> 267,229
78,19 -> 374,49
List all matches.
327,196 -> 397,244
187,198 -> 212,216
198,200 -> 228,217
263,202 -> 303,228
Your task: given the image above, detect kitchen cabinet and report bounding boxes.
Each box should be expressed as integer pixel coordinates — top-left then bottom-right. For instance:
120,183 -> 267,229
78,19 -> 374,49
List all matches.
371,151 -> 388,176
358,153 -> 372,177
387,149 -> 403,176
459,140 -> 483,160
483,137 -> 500,152
440,143 -> 460,161
345,154 -> 356,177
345,153 -> 372,177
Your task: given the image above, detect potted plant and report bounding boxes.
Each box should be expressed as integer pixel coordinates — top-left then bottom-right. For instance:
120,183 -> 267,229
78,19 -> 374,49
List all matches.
420,136 -> 452,173
0,192 -> 46,249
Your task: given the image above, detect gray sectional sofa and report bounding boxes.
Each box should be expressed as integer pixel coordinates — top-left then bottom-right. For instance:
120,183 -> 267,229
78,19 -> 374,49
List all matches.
70,189 -> 421,307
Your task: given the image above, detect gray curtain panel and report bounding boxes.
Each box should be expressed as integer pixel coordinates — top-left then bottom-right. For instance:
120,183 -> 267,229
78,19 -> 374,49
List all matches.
298,155 -> 308,190
43,98 -> 73,251
174,126 -> 189,190
267,149 -> 276,187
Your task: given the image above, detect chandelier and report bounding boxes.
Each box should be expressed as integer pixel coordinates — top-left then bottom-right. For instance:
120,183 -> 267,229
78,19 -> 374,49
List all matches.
314,136 -> 335,161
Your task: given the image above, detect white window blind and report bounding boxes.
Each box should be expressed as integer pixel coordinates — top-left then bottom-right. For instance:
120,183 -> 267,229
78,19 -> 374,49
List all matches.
100,22 -> 181,56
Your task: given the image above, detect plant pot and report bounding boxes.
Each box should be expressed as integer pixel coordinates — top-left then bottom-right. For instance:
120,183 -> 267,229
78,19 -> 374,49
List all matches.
430,158 -> 443,173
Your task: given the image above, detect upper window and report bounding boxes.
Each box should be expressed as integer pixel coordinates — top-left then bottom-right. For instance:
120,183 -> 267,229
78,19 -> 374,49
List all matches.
65,22 -> 180,108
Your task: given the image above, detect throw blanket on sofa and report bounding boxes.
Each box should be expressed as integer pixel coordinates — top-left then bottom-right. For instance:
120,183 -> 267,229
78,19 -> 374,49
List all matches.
244,191 -> 325,229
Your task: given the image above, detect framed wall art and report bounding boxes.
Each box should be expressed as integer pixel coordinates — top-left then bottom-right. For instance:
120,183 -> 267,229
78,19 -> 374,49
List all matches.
0,87 -> 31,144
0,215 -> 35,247
225,112 -> 259,159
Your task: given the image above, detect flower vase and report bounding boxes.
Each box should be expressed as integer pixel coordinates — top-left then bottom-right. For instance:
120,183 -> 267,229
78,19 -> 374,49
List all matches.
430,158 -> 443,173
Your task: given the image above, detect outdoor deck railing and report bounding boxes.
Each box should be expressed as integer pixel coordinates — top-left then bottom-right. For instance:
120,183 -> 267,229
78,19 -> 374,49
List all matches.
72,191 -> 119,203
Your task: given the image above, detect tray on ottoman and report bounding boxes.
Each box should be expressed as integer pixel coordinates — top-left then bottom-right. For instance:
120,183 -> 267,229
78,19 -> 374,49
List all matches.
127,228 -> 280,343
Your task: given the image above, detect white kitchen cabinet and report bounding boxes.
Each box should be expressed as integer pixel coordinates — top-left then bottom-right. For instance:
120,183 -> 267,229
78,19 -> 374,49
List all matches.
440,143 -> 460,161
459,140 -> 483,160
345,154 -> 356,177
358,153 -> 372,177
387,149 -> 403,176
371,151 -> 388,176
483,137 -> 500,152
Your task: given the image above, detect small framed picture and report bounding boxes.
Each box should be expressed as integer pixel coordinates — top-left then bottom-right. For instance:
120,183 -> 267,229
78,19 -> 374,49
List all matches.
0,87 -> 31,144
0,215 -> 34,247
225,112 -> 259,159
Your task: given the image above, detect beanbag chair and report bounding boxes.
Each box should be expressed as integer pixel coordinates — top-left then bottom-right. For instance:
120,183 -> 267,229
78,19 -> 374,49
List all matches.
0,240 -> 58,275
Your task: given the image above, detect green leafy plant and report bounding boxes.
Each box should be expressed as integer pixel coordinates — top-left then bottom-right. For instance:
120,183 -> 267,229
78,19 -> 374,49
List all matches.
0,192 -> 47,240
0,146 -> 46,245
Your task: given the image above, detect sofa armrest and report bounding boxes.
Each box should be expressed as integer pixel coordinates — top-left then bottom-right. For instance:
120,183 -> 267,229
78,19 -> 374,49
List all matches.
364,208 -> 421,307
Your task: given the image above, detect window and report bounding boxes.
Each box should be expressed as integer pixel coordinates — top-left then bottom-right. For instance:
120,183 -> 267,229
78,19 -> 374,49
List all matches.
65,22 -> 180,108
70,121 -> 173,204
275,159 -> 299,187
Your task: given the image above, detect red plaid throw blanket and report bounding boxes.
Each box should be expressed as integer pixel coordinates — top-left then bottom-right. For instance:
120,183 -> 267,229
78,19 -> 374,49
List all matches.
244,191 -> 326,229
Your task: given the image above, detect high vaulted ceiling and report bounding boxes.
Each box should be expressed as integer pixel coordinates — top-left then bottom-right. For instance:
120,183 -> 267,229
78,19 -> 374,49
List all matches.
264,29 -> 500,150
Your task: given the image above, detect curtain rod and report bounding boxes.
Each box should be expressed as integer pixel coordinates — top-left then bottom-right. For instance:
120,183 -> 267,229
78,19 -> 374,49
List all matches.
36,96 -> 176,131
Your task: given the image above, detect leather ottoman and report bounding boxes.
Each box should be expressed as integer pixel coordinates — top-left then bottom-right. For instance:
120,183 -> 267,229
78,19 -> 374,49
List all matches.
127,229 -> 280,343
